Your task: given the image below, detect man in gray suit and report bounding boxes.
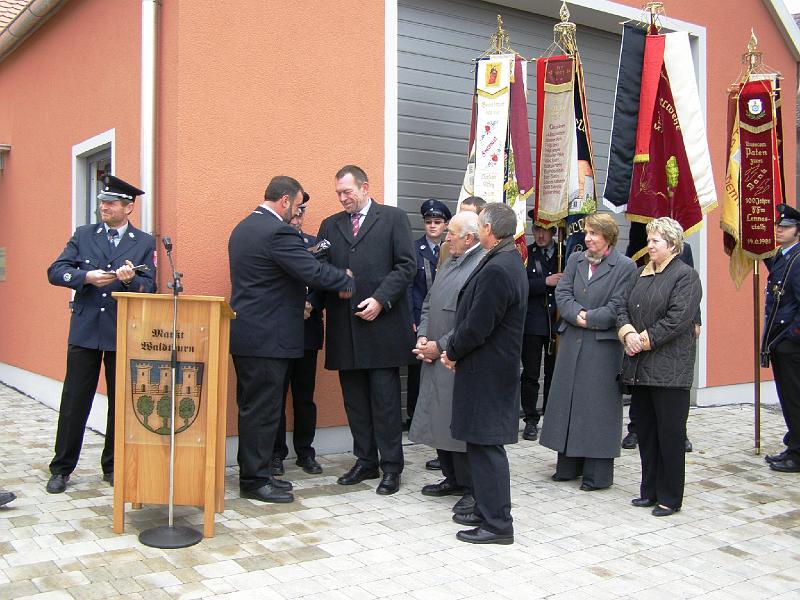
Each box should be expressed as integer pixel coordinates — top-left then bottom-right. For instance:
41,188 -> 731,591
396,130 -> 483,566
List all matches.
409,211 -> 486,516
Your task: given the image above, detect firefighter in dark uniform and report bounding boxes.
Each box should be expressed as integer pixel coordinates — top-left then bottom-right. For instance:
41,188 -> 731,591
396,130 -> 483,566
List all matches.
272,193 -> 325,476
406,199 -> 451,425
521,213 -> 562,441
763,203 -> 800,473
45,175 -> 157,493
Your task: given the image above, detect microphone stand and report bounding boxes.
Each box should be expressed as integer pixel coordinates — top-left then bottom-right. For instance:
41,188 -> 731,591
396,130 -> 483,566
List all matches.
139,237 -> 202,549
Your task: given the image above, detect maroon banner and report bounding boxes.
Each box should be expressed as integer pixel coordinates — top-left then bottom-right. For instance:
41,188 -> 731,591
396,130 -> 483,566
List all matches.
628,67 -> 702,236
739,80 -> 778,257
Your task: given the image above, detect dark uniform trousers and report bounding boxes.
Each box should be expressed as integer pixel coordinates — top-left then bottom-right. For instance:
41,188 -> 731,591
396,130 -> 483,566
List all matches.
233,355 -> 289,491
339,368 -> 404,473
771,339 -> 800,459
630,385 -> 690,509
520,335 -> 556,425
50,346 -> 116,476
274,349 -> 319,461
467,443 -> 512,535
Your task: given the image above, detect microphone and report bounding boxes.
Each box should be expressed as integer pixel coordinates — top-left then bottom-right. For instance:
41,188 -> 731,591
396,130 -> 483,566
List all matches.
162,236 -> 173,252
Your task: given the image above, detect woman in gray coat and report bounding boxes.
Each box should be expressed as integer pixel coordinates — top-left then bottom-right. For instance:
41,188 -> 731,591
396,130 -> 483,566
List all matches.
540,213 -> 637,490
618,217 -> 701,517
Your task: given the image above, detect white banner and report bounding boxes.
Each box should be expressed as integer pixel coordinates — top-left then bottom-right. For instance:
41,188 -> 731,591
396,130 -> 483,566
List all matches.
473,55 -> 513,204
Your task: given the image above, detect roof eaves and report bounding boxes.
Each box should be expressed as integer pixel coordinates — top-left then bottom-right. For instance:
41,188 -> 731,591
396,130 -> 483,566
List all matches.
0,0 -> 69,64
0,1 -> 29,30
764,0 -> 800,62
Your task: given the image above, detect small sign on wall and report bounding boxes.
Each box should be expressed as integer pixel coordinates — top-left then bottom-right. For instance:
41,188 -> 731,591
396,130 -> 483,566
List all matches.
0,247 -> 5,281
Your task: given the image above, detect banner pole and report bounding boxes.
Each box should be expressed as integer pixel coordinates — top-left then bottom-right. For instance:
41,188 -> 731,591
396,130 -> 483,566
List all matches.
753,259 -> 761,455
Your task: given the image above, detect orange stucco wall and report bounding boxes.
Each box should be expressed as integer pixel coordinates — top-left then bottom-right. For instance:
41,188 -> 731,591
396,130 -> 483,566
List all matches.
615,0 -> 798,387
162,0 -> 385,432
0,0 -> 142,391
0,0 -> 386,434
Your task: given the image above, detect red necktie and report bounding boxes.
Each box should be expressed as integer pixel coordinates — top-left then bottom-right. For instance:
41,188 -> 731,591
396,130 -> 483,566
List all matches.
351,213 -> 361,236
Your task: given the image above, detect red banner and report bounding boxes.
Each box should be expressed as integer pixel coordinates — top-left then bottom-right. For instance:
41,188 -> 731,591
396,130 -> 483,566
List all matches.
628,67 -> 702,239
738,80 -> 779,257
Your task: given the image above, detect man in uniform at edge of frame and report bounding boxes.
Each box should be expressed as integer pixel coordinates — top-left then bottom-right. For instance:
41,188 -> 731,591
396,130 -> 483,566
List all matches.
763,203 -> 800,474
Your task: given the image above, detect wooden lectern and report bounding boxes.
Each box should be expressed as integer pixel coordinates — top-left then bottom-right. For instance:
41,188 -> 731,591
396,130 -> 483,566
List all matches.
111,293 -> 235,538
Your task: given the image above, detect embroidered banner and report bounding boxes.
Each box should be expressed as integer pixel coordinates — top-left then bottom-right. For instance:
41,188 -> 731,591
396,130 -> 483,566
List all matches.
473,55 -> 513,204
738,79 -> 780,259
565,59 -> 597,256
721,89 -> 752,287
535,55 -> 575,222
627,67 -> 702,259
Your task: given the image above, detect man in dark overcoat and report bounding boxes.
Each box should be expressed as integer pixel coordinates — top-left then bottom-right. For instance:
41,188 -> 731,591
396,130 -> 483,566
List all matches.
406,199 -> 451,425
229,176 -> 353,503
317,165 -> 416,495
46,175 -> 157,494
521,217 -> 562,441
763,203 -> 800,473
441,203 -> 527,545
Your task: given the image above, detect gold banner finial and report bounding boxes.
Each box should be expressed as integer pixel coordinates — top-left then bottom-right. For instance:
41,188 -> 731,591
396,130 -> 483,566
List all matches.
554,1 -> 577,56
743,29 -> 763,73
488,14 -> 515,54
559,0 -> 570,23
643,2 -> 665,32
748,29 -> 758,54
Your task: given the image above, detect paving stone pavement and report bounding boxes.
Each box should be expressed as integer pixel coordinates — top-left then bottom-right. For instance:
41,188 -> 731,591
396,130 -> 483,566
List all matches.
1,382 -> 799,600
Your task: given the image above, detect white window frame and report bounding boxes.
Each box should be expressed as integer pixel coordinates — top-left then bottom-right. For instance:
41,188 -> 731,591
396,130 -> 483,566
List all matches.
72,129 -> 115,231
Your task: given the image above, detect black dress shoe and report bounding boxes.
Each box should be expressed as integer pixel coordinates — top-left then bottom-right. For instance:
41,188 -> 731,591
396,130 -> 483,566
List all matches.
522,422 -> 539,441
270,457 -> 285,476
456,527 -> 513,545
684,438 -> 693,453
376,473 -> 400,495
425,458 -> 441,471
241,483 -> 293,503
337,464 -> 380,485
452,494 -> 475,515
271,478 -> 292,490
621,431 -> 638,449
421,479 -> 464,497
46,474 -> 69,494
0,491 -> 16,507
652,504 -> 680,517
765,449 -> 789,464
296,456 -> 323,474
551,473 -> 575,482
452,512 -> 482,526
102,472 -> 114,486
769,457 -> 800,473
631,497 -> 656,507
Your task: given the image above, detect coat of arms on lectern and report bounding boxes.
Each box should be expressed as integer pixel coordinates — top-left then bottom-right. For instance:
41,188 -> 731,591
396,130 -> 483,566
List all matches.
129,360 -> 204,434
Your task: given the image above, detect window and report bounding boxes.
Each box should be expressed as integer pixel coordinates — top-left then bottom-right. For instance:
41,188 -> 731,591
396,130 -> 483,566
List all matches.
72,130 -> 115,230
